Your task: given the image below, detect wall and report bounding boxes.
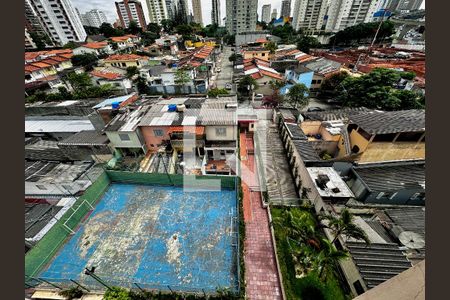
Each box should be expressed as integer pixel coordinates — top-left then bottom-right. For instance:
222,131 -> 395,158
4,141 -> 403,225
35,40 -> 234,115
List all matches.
243,51 -> 270,60
365,189 -> 425,206
104,60 -> 148,68
205,125 -> 237,141
105,130 -> 145,150
310,73 -> 325,91
73,47 -> 99,56
140,126 -> 170,151
358,142 -> 425,163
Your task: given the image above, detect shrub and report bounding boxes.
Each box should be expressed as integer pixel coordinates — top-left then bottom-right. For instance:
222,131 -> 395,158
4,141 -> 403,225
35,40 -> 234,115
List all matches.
59,287 -> 83,300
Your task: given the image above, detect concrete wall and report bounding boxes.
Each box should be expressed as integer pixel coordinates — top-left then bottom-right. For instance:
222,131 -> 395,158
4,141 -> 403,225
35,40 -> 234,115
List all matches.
139,126 -> 170,151
105,131 -> 145,150
358,142 -> 425,163
205,125 -> 237,141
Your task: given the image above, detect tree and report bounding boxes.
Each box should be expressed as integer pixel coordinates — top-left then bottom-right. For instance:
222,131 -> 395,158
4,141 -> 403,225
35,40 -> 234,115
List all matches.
63,41 -> 78,49
174,69 -> 191,85
330,21 -> 395,46
315,239 -> 349,280
135,76 -> 149,95
141,31 -> 159,46
147,22 -> 161,34
208,88 -> 229,97
286,83 -> 309,109
269,79 -> 285,103
29,31 -> 49,50
99,22 -> 124,37
297,35 -> 320,54
59,287 -> 83,300
161,19 -> 175,33
126,20 -> 141,35
126,66 -> 139,79
270,24 -> 297,43
83,25 -> 100,35
338,68 -> 424,110
320,209 -> 370,245
238,75 -> 258,96
265,41 -> 278,54
320,71 -> 350,98
71,53 -> 98,69
66,72 -> 92,91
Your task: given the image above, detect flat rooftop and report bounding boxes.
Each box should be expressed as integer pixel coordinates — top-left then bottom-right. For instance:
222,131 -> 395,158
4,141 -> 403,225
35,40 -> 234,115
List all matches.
307,167 -> 354,198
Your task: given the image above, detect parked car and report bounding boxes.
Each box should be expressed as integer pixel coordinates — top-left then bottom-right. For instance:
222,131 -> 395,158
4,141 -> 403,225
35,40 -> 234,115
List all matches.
307,107 -> 324,112
254,94 -> 264,100
225,83 -> 232,90
216,68 -> 222,73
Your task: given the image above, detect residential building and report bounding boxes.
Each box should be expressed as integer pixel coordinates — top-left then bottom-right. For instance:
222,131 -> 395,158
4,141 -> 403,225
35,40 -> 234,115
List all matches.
242,47 -> 271,60
110,34 -> 141,52
90,70 -> 133,92
325,0 -> 383,32
192,0 -> 203,26
271,8 -> 278,21
25,49 -> 73,87
292,0 -> 329,33
146,0 -> 169,25
25,28 -> 37,50
25,116 -> 95,141
73,42 -> 114,56
396,0 -> 423,12
25,0 -> 54,46
343,160 -> 425,205
302,57 -> 342,91
281,0 -> 292,17
241,58 -> 284,95
103,54 -> 149,69
27,0 -> 87,45
281,65 -> 315,95
115,0 -> 147,30
85,34 -> 108,43
226,0 -> 258,35
165,0 -> 176,19
57,130 -> 112,162
155,34 -> 181,55
174,0 -> 189,23
336,110 -> 425,163
261,4 -> 272,23
83,9 -> 108,28
92,93 -> 141,125
211,0 -> 221,25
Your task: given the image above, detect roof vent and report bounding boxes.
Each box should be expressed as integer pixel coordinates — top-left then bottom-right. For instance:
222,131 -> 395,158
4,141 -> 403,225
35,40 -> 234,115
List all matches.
316,174 -> 330,190
332,187 -> 340,193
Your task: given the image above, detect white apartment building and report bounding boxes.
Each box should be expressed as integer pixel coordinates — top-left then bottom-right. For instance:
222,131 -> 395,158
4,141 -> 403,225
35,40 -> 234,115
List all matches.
226,0 -> 258,34
292,0 -> 329,33
27,0 -> 87,45
146,0 -> 169,24
261,4 -> 271,23
83,9 -> 108,28
115,0 -> 147,29
325,0 -> 383,32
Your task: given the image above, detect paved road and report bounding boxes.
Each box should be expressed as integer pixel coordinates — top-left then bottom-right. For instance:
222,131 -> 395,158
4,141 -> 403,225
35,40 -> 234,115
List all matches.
215,46 -> 234,91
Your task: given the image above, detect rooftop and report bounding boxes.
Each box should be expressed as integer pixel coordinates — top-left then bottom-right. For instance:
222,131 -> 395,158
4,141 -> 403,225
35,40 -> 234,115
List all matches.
92,93 -> 137,109
349,110 -> 425,135
81,42 -> 109,49
104,105 -> 151,132
302,107 -> 370,122
57,130 -> 109,146
353,160 -> 425,192
25,117 -> 94,133
307,167 -> 354,198
104,54 -> 147,62
90,70 -> 124,80
284,122 -> 307,140
292,140 -> 322,163
303,57 -> 342,76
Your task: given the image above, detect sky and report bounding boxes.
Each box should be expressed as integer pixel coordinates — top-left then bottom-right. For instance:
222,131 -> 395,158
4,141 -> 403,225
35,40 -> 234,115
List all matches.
72,0 -> 425,27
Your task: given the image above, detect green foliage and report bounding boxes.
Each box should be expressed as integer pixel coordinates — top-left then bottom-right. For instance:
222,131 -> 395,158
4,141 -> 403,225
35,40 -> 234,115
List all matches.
99,22 -> 125,37
400,71 -> 416,80
136,76 -> 150,95
270,24 -> 297,43
59,287 -> 83,300
330,21 -> 395,46
297,35 -> 321,54
174,69 -> 191,85
29,31 -> 50,50
104,287 -> 131,300
141,31 -> 160,46
286,83 -> 309,109
66,72 -> 92,90
338,68 -> 424,110
63,41 -> 79,49
161,19 -> 175,34
321,71 -> 350,93
126,66 -> 139,79
237,75 -> 258,95
147,23 -> 162,34
224,34 -> 235,46
264,41 -> 278,54
297,274 -> 327,300
102,286 -> 241,299
202,24 -> 227,38
320,209 -> 370,245
84,25 -> 101,35
208,88 -> 229,97
71,53 -> 98,68
126,20 -> 142,35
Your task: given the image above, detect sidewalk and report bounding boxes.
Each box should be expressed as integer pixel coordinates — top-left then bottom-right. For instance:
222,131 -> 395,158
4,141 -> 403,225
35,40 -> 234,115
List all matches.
240,131 -> 282,300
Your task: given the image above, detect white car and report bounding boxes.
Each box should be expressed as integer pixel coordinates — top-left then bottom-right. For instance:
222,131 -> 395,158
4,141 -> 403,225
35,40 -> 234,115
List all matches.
254,94 -> 264,100
216,68 -> 222,73
225,83 -> 232,90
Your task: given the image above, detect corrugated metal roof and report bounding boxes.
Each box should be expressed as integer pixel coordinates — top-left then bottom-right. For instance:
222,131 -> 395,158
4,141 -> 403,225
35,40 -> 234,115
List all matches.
92,93 -> 136,109
25,119 -> 94,133
58,130 -> 109,146
292,140 -> 322,162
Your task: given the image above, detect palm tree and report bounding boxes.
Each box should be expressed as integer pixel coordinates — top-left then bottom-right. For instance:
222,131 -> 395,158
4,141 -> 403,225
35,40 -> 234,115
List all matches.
320,209 -> 370,244
316,238 -> 349,280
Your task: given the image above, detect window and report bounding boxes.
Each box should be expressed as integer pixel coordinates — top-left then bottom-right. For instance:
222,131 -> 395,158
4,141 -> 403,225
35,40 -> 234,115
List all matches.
261,53 -> 266,56
119,133 -> 130,141
121,63 -> 126,67
317,80 -> 322,84
353,280 -> 365,295
216,128 -> 227,136
153,129 -> 163,136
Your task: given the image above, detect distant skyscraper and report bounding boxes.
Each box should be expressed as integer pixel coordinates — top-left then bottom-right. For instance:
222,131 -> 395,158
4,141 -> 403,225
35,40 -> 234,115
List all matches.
325,0 -> 383,32
271,8 -> 278,20
115,0 -> 147,29
211,0 -> 221,25
192,0 -> 203,25
261,4 -> 271,23
146,0 -> 169,25
27,0 -> 87,45
226,0 -> 258,34
165,0 -> 175,19
281,0 -> 292,18
396,0 -> 423,11
292,0 -> 328,33
174,0 -> 189,24
83,9 -> 108,28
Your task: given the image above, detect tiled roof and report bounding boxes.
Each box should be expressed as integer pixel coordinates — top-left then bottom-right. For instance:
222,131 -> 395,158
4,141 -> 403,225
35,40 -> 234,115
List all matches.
31,62 -> 51,68
285,123 -> 307,140
251,72 -> 263,79
25,65 -> 40,72
90,70 -> 124,80
292,140 -> 322,162
82,42 -> 109,49
41,59 -> 60,66
353,160 -> 425,192
59,53 -> 73,59
104,54 -> 146,61
260,69 -> 284,80
349,109 -> 425,134
111,36 -> 132,42
302,107 -> 371,121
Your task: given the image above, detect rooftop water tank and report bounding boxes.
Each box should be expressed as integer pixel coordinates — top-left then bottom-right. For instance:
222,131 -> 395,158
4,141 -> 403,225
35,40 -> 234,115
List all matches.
111,102 -> 120,109
168,104 -> 177,112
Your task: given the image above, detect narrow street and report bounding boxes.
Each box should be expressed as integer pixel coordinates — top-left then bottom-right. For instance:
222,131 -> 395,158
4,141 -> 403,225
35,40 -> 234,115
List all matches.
215,46 -> 234,91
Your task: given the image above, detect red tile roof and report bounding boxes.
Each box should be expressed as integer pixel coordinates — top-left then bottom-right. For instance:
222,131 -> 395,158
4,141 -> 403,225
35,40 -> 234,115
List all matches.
25,65 -> 40,72
25,51 -> 45,61
104,54 -> 146,61
90,70 -> 124,80
31,62 -> 51,68
111,35 -> 137,42
255,38 -> 268,43
260,70 -> 284,80
168,126 -> 205,135
251,72 -> 263,79
82,42 -> 109,49
50,55 -> 70,62
45,49 -> 72,55
41,59 -> 60,66
59,53 -> 73,59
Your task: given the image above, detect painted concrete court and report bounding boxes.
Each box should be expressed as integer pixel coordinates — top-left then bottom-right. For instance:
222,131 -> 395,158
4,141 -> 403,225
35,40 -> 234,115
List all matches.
40,183 -> 238,292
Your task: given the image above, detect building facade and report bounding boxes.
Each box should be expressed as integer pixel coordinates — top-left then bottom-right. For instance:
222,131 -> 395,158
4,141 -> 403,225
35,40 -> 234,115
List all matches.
146,0 -> 169,24
261,4 -> 271,23
281,0 -> 292,18
292,0 -> 329,32
396,0 -> 423,12
192,0 -> 203,25
115,0 -> 147,30
271,8 -> 278,21
83,9 -> 108,28
226,0 -> 258,34
211,0 -> 221,25
27,0 -> 87,45
325,0 -> 383,32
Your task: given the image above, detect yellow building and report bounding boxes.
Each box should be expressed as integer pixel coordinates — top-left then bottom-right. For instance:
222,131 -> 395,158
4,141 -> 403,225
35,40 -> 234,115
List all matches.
103,54 -> 148,69
337,110 -> 425,163
243,48 -> 271,60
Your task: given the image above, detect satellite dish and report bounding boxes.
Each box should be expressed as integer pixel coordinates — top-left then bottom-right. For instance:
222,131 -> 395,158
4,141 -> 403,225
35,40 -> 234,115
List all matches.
398,231 -> 425,249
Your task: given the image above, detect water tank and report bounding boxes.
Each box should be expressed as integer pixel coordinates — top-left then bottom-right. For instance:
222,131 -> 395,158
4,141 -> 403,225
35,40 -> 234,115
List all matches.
168,104 -> 177,112
176,104 -> 186,112
111,102 -> 120,109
